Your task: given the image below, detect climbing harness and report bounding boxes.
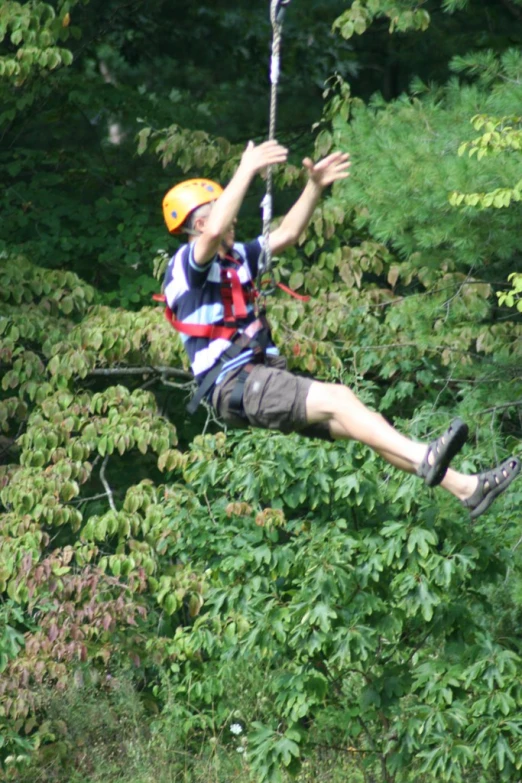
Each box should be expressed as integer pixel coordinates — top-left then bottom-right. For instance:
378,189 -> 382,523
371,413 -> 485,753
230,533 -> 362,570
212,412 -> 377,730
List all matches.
186,314 -> 271,416
154,255 -> 257,342
257,0 -> 293,294
155,0 -> 301,415
153,253 -> 272,414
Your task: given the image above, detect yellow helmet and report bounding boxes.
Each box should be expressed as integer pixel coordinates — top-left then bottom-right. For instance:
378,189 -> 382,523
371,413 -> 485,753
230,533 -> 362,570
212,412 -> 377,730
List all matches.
162,178 -> 223,234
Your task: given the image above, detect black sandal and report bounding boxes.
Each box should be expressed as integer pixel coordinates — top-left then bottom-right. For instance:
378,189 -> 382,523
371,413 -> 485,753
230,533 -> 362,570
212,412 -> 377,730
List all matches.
417,418 -> 469,488
462,457 -> 521,520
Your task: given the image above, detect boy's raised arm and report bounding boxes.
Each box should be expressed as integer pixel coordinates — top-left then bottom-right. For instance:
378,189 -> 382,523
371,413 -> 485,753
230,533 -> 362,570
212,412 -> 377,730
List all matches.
268,151 -> 350,255
193,140 -> 288,265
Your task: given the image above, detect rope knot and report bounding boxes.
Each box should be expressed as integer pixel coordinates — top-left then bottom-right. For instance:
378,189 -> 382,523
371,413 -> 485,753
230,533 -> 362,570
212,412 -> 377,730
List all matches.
272,0 -> 292,25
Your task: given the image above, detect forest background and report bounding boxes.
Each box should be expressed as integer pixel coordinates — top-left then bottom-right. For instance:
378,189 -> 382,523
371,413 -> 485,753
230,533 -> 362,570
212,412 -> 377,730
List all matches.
1,1 -> 522,782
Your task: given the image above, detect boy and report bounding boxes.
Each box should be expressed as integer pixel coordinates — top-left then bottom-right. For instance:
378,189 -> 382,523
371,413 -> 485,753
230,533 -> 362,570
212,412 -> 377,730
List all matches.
161,140 -> 520,519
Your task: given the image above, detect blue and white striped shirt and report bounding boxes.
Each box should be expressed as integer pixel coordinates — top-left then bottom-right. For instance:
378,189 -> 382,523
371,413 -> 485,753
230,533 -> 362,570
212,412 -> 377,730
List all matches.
163,238 -> 278,386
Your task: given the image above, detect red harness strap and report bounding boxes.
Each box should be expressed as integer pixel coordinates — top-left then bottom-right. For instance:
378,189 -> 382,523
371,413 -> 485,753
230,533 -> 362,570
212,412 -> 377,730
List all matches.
154,254 -> 258,340
152,254 -> 254,340
152,295 -> 237,340
222,267 -> 248,320
274,281 -> 310,302
154,253 -> 309,339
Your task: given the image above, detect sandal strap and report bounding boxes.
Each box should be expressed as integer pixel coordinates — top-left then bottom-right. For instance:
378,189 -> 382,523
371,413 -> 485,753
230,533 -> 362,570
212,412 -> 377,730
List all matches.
417,418 -> 468,487
463,457 -> 520,510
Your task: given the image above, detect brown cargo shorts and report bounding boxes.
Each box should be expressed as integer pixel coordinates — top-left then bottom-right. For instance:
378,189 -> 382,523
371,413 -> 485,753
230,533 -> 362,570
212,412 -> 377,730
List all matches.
211,356 -> 332,441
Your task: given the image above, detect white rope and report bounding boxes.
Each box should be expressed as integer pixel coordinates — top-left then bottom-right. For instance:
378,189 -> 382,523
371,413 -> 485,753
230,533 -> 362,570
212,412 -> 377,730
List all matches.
258,0 -> 291,291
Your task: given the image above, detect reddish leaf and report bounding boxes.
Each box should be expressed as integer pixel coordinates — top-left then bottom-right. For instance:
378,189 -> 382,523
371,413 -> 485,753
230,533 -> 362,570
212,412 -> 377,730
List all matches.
48,623 -> 59,643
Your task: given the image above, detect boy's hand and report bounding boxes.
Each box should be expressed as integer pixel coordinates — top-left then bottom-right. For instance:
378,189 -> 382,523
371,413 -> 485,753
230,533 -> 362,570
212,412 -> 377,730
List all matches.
303,151 -> 351,189
240,140 -> 288,176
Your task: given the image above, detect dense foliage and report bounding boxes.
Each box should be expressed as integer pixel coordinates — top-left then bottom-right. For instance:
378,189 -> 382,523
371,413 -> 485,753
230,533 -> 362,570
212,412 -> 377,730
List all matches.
1,1 -> 522,782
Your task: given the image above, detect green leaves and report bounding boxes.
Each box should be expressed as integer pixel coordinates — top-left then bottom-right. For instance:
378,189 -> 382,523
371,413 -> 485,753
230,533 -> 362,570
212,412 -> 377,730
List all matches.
450,112 -> 522,210
248,724 -> 301,782
0,1 -> 76,90
333,0 -> 430,40
498,272 -> 522,312
139,122 -> 236,175
1,2 -> 522,780
407,526 -> 438,557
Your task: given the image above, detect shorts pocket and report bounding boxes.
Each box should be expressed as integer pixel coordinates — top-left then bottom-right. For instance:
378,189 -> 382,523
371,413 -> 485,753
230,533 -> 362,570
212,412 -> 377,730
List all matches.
243,366 -> 298,431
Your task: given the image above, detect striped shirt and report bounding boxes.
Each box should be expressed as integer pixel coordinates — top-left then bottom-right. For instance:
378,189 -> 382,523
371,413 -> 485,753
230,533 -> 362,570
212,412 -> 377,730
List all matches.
163,237 -> 278,387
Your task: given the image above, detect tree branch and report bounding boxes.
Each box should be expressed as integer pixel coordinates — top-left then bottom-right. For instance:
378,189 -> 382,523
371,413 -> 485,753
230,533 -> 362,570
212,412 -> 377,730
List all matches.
72,492 -> 112,505
481,401 -> 522,414
88,366 -> 193,381
512,534 -> 522,552
100,455 -> 116,512
308,740 -> 376,755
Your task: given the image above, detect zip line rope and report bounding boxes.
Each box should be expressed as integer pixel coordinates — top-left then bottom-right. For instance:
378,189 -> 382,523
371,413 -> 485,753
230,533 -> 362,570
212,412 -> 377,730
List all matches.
257,0 -> 292,294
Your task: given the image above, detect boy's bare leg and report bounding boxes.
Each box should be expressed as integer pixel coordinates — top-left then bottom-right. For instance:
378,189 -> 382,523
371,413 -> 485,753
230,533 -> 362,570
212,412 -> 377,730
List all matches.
306,382 -> 478,500
373,448 -> 477,500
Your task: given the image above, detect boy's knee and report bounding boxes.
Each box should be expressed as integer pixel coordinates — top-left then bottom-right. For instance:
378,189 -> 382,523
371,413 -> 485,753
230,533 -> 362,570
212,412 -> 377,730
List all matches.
307,380 -> 381,425
310,382 -> 353,416
326,382 -> 356,409
319,382 -> 383,421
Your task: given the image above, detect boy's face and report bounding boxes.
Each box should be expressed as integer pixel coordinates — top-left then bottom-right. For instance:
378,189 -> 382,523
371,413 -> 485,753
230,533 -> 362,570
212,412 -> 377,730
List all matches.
221,219 -> 236,251
195,203 -> 236,252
